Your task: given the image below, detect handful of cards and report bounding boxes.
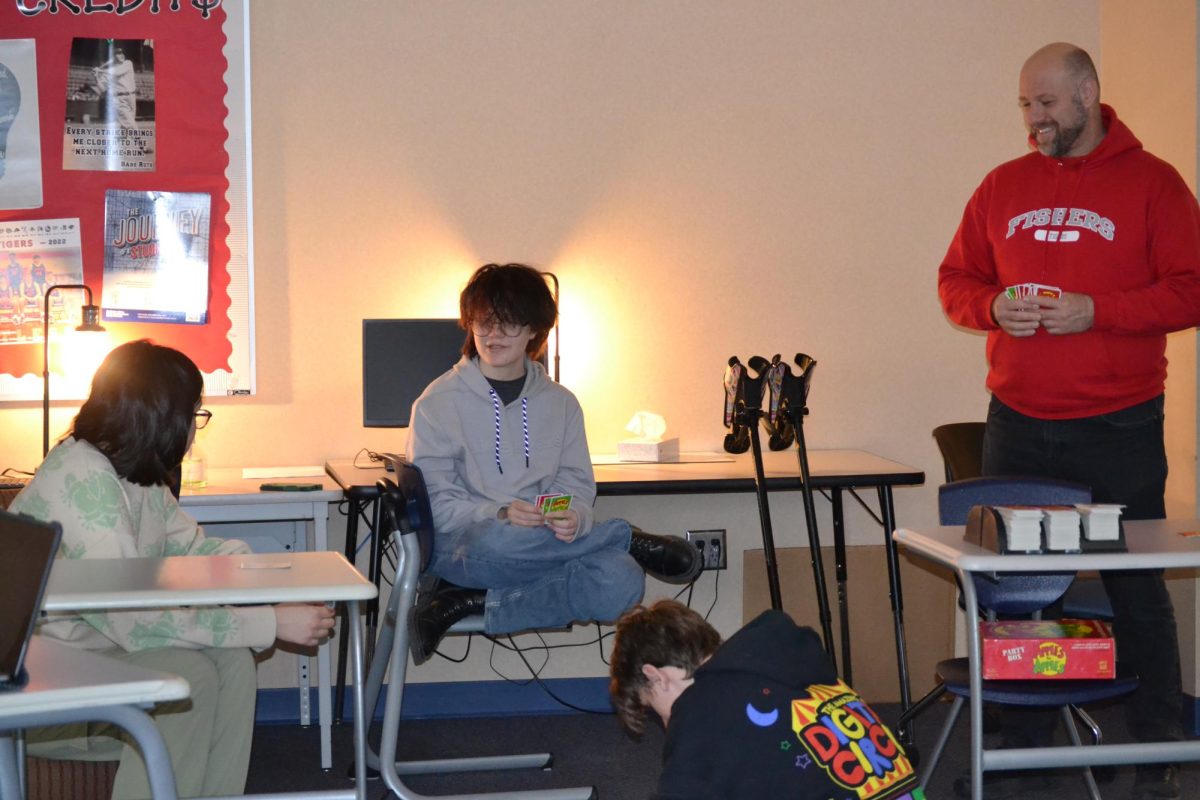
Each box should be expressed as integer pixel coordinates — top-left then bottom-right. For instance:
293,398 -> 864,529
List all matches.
1005,282 -> 1062,300
535,493 -> 573,515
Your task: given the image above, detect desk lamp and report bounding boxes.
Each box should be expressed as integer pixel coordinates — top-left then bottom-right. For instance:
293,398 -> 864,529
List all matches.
43,284 -> 105,456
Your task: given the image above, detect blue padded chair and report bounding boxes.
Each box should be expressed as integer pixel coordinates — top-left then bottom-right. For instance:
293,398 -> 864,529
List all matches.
932,423 -> 1115,620
938,476 -> 1089,611
359,458 -> 596,800
899,476 -> 1137,798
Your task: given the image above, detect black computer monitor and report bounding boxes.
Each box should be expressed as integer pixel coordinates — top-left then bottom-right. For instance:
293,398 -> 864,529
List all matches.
362,319 -> 466,428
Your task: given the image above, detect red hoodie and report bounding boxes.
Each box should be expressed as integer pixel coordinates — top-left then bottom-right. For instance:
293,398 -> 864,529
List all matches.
938,104 -> 1200,419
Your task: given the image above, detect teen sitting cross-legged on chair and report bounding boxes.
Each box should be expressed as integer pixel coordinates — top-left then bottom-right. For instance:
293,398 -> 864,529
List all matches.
406,263 -> 701,662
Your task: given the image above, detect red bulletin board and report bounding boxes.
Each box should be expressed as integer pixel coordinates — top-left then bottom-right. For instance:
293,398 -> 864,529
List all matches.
0,0 -> 255,399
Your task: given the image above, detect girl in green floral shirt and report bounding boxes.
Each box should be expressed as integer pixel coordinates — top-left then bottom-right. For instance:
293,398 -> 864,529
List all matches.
13,340 -> 335,799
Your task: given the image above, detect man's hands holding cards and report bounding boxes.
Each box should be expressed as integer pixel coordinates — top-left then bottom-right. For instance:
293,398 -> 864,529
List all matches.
994,283 -> 1094,337
506,494 -> 580,542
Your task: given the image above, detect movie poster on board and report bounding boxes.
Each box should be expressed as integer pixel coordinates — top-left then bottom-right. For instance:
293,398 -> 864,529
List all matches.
63,38 -> 156,172
102,190 -> 210,324
0,39 -> 44,210
0,218 -> 84,345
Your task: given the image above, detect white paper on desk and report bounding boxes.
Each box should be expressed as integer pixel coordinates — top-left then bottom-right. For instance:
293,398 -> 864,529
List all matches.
241,466 -> 325,479
590,452 -> 735,465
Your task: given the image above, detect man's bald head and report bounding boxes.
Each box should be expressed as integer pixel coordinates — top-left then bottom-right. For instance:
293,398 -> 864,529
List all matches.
1019,43 -> 1104,158
1023,43 -> 1099,95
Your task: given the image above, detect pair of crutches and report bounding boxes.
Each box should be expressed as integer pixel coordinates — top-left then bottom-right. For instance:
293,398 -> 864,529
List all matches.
723,354 -> 836,667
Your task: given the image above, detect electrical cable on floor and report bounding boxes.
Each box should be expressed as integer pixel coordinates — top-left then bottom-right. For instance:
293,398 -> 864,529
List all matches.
498,632 -> 614,715
431,634 -> 472,664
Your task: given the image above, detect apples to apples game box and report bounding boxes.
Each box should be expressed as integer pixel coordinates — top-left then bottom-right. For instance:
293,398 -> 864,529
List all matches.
980,619 -> 1114,680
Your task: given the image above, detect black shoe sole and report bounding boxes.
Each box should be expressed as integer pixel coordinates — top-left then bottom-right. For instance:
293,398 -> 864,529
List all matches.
645,549 -> 704,585
407,580 -> 440,666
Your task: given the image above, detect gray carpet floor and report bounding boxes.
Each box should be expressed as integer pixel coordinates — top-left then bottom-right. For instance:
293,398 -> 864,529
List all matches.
245,699 -> 1198,798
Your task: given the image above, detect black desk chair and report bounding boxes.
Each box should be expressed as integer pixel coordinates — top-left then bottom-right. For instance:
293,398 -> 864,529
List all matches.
360,459 -> 596,800
900,476 -> 1136,797
932,422 -> 987,483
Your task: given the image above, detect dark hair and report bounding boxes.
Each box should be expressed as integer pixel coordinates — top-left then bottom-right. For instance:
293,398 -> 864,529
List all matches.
459,263 -> 556,359
609,600 -> 722,736
72,340 -> 203,487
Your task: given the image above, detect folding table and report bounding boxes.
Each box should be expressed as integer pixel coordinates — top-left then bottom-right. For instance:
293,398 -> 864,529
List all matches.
895,519 -> 1200,800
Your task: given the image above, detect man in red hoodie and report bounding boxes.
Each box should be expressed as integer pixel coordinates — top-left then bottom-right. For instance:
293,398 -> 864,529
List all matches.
939,42 -> 1200,800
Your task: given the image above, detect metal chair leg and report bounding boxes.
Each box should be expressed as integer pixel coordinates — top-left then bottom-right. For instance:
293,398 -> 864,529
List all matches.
1059,705 -> 1101,800
366,531 -> 593,799
1069,703 -> 1102,745
897,683 -> 947,730
919,694 -> 963,789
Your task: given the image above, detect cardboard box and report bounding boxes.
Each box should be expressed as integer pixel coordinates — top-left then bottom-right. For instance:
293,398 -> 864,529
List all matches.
980,619 -> 1114,680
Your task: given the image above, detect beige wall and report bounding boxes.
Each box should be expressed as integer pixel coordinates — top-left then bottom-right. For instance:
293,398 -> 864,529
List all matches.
4,2 -> 1197,685
1101,0 -> 1200,695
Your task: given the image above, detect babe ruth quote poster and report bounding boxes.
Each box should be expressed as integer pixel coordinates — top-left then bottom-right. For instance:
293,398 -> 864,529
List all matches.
102,190 -> 211,324
63,38 -> 156,172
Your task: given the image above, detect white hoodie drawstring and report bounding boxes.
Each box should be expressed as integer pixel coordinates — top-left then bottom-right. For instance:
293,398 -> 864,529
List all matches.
489,389 -> 530,473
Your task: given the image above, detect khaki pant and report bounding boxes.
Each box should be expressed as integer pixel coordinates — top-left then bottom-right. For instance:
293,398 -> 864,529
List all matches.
26,646 -> 256,799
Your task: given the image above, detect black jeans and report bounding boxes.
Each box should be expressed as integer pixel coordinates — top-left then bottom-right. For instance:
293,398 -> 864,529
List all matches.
983,394 -> 1183,743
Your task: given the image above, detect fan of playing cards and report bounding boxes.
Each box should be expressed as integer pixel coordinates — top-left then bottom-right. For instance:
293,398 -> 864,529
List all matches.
1005,282 -> 1062,300
535,493 -> 572,514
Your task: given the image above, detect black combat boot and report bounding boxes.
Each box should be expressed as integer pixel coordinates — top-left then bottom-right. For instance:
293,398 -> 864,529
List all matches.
409,582 -> 487,665
628,526 -> 703,585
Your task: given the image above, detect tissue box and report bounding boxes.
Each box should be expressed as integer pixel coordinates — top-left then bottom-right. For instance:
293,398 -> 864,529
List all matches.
981,619 -> 1114,680
616,438 -> 680,463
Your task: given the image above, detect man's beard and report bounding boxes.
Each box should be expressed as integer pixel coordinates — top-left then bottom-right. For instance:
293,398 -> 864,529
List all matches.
1039,94 -> 1088,158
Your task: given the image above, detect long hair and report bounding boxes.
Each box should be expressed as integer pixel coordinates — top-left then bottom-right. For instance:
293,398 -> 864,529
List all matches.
609,600 -> 722,736
458,263 -> 557,359
72,340 -> 203,486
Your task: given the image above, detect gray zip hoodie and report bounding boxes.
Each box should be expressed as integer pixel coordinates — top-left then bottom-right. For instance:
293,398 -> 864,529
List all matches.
407,355 -> 596,537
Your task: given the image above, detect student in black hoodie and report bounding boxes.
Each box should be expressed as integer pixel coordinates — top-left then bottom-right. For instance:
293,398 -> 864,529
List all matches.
610,600 -> 924,800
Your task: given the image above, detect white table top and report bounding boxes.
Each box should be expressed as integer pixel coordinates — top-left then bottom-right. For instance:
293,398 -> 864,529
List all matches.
895,518 -> 1200,573
44,551 -> 377,611
180,468 -> 343,506
0,638 -> 189,719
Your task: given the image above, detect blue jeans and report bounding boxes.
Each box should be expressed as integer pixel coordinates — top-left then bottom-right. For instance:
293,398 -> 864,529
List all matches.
428,517 -> 644,634
983,394 -> 1183,743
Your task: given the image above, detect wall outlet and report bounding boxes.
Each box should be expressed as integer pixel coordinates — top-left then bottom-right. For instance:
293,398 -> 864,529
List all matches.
685,529 -> 727,570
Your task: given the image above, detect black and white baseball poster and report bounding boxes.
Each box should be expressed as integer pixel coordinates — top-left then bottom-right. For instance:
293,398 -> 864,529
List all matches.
63,38 -> 156,172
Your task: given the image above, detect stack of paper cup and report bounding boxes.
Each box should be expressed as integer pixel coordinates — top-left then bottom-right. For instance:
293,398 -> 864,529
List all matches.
995,506 -> 1045,551
1042,506 -> 1081,551
1076,504 -> 1124,542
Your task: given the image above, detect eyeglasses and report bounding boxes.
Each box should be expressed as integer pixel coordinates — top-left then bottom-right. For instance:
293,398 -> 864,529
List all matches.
194,409 -> 212,430
470,318 -> 527,338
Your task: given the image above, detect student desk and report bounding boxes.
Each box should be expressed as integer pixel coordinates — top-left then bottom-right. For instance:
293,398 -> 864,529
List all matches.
179,471 -> 344,764
42,551 -> 377,796
0,637 -> 189,800
894,520 -> 1200,800
326,448 -> 924,729
179,468 -> 343,553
